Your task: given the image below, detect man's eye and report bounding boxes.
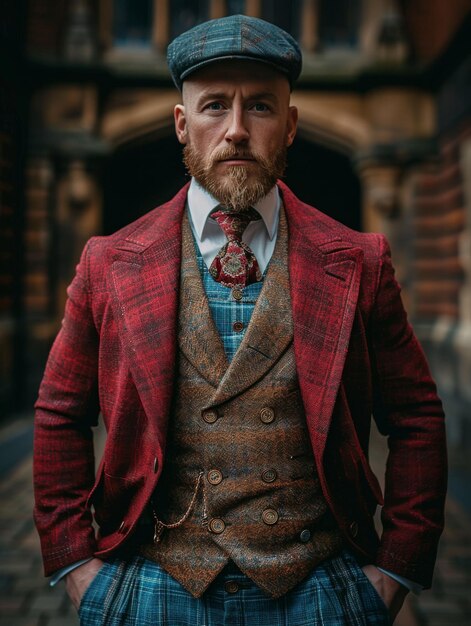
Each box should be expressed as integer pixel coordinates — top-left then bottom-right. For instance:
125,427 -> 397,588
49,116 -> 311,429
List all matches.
207,102 -> 223,111
252,103 -> 269,112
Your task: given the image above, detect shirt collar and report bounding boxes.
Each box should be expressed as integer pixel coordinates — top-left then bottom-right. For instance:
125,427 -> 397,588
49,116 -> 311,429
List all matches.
187,177 -> 280,242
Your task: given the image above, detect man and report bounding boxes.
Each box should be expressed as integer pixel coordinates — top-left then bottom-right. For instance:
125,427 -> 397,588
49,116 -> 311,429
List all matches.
33,14 -> 447,626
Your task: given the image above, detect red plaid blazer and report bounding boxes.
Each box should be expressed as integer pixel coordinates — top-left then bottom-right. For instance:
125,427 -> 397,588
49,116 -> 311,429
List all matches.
33,182 -> 446,585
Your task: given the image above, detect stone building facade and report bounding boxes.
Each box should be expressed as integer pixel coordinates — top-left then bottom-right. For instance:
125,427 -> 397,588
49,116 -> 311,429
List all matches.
1,1 -> 470,466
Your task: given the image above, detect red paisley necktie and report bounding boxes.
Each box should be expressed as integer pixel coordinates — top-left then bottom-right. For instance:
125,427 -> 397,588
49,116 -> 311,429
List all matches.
209,207 -> 262,288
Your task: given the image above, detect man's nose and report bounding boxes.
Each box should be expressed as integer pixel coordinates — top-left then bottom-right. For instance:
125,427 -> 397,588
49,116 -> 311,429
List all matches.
224,109 -> 249,144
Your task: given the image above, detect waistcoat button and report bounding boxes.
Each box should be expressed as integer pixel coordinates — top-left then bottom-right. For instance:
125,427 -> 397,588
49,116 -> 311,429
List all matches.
232,321 -> 244,332
299,529 -> 311,543
153,457 -> 158,473
261,469 -> 277,483
261,508 -> 279,525
207,469 -> 223,485
209,518 -> 226,534
232,287 -> 243,301
224,581 -> 239,594
202,409 -> 218,424
260,407 -> 275,424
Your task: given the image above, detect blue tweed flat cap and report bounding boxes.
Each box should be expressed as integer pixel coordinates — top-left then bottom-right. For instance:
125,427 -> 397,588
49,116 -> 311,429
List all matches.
167,14 -> 302,90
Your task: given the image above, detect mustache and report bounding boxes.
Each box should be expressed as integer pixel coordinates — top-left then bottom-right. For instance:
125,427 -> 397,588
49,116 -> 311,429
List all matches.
212,147 -> 259,163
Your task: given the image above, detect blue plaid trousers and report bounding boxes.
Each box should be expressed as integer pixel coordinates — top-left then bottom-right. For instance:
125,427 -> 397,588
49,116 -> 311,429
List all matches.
78,550 -> 390,625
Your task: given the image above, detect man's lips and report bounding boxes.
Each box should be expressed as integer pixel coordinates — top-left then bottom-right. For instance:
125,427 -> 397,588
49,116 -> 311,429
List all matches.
218,157 -> 256,164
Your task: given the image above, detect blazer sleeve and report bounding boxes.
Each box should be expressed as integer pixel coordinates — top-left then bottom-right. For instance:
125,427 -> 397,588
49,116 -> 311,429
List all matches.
370,235 -> 447,588
33,239 -> 101,576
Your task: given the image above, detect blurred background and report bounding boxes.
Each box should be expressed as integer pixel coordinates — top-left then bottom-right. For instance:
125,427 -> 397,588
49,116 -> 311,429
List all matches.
0,1 -> 470,625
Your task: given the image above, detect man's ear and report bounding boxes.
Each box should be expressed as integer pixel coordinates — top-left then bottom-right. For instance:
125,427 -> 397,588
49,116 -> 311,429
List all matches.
286,105 -> 298,147
174,104 -> 187,144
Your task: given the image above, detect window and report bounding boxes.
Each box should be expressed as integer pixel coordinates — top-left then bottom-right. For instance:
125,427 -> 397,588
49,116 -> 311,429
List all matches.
114,0 -> 153,48
226,0 -> 245,15
170,0 -> 209,40
319,0 -> 360,50
261,0 -> 302,41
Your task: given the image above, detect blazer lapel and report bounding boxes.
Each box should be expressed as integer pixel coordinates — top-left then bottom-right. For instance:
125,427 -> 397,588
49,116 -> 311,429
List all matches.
279,182 -> 364,463
178,212 -> 229,387
109,185 -> 188,456
210,207 -> 293,406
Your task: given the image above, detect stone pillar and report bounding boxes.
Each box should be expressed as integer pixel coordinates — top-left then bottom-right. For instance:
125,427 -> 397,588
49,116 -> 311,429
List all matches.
55,159 -> 101,315
245,0 -> 261,18
300,0 -> 319,53
210,0 -> 226,20
99,0 -> 113,53
357,163 -> 401,234
153,0 -> 170,53
357,161 -> 411,307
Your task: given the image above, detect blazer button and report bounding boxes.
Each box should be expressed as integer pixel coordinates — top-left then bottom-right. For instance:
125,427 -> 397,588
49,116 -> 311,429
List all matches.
153,457 -> 158,473
209,518 -> 226,534
262,508 -> 279,525
261,469 -> 277,483
207,469 -> 223,485
299,529 -> 311,543
260,407 -> 275,424
202,409 -> 218,424
349,521 -> 359,538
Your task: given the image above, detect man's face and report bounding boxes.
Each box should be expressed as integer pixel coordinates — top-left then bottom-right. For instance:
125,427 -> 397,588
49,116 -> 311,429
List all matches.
174,61 -> 298,211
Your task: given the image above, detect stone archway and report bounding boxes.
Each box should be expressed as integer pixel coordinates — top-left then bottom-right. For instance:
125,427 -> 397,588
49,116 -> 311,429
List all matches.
98,85 -> 436,250
102,126 -> 363,235
99,88 -> 368,234
102,128 -> 187,235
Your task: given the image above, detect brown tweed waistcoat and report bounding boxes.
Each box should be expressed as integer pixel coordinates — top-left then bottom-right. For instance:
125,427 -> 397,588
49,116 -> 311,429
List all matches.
141,209 -> 342,598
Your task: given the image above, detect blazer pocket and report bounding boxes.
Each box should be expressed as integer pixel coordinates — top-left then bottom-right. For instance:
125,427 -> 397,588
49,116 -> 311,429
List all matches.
93,470 -> 145,534
338,443 -> 384,515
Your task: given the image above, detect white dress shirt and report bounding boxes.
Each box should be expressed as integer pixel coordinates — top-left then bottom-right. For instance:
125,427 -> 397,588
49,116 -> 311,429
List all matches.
187,177 -> 279,271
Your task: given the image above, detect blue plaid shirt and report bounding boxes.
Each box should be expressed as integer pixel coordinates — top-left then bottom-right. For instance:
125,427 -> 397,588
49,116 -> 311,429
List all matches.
195,247 -> 263,362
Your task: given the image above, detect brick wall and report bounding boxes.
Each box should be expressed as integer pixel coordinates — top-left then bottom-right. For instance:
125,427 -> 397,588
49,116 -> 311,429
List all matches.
412,122 -> 469,320
408,29 -> 471,455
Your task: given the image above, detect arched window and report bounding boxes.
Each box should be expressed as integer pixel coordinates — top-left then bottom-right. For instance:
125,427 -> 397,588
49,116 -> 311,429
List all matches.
319,0 -> 360,50
114,0 -> 153,48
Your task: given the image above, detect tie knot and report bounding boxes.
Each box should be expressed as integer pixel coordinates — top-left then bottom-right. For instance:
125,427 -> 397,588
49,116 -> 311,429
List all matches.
211,207 -> 261,241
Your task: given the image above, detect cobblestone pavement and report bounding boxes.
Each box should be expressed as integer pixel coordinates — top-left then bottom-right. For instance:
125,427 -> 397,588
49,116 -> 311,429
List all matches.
0,423 -> 470,626
0,454 -> 79,626
412,496 -> 471,626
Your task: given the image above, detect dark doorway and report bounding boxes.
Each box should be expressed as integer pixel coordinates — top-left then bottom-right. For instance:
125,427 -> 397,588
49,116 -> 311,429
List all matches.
103,130 -> 188,235
103,130 -> 361,235
285,134 -> 362,231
